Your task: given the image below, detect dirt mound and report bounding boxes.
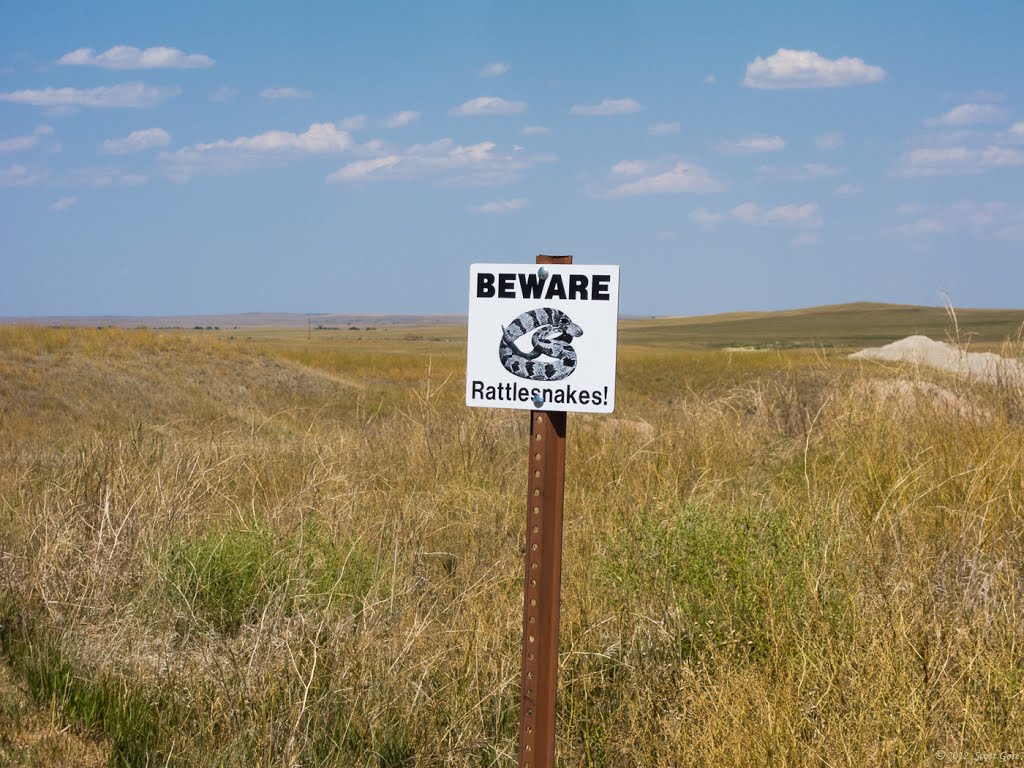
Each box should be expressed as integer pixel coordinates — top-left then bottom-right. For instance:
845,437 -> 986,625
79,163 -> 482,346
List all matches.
849,335 -> 1024,385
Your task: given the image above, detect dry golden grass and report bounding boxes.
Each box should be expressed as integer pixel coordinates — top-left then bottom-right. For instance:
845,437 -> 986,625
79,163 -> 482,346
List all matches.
0,324 -> 1022,766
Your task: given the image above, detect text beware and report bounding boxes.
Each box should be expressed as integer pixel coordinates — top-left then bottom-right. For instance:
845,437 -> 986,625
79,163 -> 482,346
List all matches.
477,272 -> 611,301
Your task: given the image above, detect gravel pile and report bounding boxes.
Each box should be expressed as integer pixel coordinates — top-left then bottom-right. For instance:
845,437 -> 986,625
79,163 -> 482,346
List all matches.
849,335 -> 1024,385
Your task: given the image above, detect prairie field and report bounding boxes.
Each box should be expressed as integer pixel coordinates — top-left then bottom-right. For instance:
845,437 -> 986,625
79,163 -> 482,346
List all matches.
1,310 -> 1023,766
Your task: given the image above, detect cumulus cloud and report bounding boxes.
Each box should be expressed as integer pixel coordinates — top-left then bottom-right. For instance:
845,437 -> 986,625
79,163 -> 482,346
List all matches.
327,155 -> 402,181
603,161 -> 723,198
162,122 -> 354,181
744,49 -> 886,89
887,200 -> 1024,240
384,110 -> 420,128
899,145 -> 1024,176
836,183 -> 863,195
816,131 -> 844,151
570,98 -> 641,116
1011,122 -> 1024,137
691,208 -> 722,229
0,163 -> 48,186
451,96 -> 526,116
58,45 -> 213,70
262,87 -> 312,101
730,202 -> 822,228
480,61 -> 510,78
339,115 -> 367,131
648,122 -> 680,136
0,134 -> 38,153
0,83 -> 179,109
928,102 -> 1008,126
610,160 -> 648,176
101,127 -> 171,154
474,198 -> 526,213
521,125 -> 550,136
328,139 -> 551,185
50,195 -> 78,211
209,86 -> 238,103
759,162 -> 843,180
791,232 -> 821,247
70,168 -> 146,187
719,135 -> 785,154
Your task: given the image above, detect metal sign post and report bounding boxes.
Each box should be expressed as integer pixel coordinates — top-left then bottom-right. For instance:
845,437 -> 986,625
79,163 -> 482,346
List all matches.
518,254 -> 570,768
464,253 -> 619,766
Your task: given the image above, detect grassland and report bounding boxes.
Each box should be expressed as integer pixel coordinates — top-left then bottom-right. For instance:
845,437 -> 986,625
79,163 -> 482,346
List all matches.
1,306 -> 1023,766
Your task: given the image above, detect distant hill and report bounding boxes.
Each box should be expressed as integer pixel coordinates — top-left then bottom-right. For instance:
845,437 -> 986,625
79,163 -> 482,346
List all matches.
0,312 -> 464,329
4,302 -> 1024,349
620,302 -> 1024,348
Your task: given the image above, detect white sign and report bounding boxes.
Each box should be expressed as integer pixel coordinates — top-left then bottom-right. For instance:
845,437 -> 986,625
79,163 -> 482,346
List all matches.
466,263 -> 620,413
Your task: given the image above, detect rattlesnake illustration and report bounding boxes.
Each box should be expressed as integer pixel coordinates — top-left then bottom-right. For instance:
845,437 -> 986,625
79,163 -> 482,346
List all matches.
498,307 -> 583,381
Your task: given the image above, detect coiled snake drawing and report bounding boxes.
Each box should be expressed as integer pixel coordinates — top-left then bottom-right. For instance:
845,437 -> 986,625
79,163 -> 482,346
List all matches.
498,307 -> 583,381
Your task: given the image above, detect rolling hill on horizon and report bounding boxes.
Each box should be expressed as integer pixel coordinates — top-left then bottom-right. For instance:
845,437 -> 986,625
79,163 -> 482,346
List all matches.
3,302 -> 1024,349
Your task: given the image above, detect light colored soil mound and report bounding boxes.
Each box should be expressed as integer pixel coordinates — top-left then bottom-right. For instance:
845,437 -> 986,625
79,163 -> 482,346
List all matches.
850,335 -> 1024,385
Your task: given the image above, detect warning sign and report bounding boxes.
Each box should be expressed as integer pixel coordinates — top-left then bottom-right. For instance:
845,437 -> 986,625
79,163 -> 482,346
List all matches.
466,263 -> 620,413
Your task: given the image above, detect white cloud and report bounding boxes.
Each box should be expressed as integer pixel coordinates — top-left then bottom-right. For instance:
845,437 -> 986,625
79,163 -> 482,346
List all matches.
0,83 -> 179,109
163,122 -> 354,181
1008,121 -> 1024,137
451,96 -> 526,116
327,155 -> 402,181
603,161 -> 723,198
101,127 -> 170,154
34,125 -> 55,136
475,198 -> 526,213
521,125 -> 550,136
836,183 -> 862,195
71,168 -> 146,187
899,145 -> 1024,176
730,202 -> 822,228
759,162 -> 843,180
703,74 -> 716,85
928,102 -> 1007,126
50,195 -> 77,211
720,135 -> 785,154
480,61 -> 510,78
816,131 -> 843,151
328,138 -> 551,185
887,217 -> 946,237
384,110 -> 420,128
744,49 -> 886,89
339,115 -> 367,131
887,200 -> 1024,241
209,86 -> 237,103
610,160 -> 648,176
58,45 -> 213,70
570,98 -> 641,116
648,122 -> 680,136
691,208 -> 722,229
262,87 -> 312,101
791,232 -> 820,247
0,163 -> 48,186
0,134 -> 38,153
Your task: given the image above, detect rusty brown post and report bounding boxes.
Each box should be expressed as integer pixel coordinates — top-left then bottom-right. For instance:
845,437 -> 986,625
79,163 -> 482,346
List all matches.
519,254 -> 571,768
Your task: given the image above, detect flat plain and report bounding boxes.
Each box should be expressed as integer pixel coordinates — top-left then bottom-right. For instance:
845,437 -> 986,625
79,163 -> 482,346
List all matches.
1,303 -> 1022,766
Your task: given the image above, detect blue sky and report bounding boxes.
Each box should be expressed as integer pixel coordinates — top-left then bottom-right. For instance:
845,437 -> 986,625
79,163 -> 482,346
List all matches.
2,1 -> 1023,317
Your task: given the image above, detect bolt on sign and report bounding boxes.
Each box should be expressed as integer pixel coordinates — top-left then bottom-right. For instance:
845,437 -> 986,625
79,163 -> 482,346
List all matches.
466,262 -> 620,413
467,256 -> 619,768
